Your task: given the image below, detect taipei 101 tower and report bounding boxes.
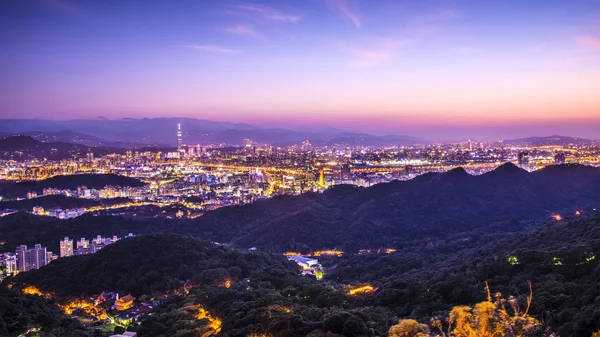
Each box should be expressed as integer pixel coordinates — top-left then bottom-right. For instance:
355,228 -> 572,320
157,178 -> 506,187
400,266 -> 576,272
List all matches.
177,123 -> 183,154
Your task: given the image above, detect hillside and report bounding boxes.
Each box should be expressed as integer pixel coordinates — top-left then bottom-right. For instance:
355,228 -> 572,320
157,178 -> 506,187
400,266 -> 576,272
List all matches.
5,216 -> 599,335
0,286 -> 87,337
12,234 -> 299,298
0,135 -> 125,160
0,173 -> 145,199
325,214 -> 600,336
2,164 -> 600,253
7,234 -> 397,337
188,163 -> 600,251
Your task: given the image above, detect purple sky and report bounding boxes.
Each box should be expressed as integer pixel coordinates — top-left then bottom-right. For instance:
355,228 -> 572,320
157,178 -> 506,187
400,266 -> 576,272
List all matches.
1,0 -> 599,139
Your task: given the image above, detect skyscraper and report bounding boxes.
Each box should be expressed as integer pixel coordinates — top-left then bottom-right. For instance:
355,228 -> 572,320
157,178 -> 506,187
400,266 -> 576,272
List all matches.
177,123 -> 183,154
340,164 -> 351,180
60,237 -> 74,257
16,244 -> 47,272
518,151 -> 530,167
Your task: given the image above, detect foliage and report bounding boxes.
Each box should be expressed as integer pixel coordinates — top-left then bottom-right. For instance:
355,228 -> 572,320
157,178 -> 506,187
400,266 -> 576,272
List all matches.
0,285 -> 87,337
389,284 -> 554,337
389,320 -> 430,337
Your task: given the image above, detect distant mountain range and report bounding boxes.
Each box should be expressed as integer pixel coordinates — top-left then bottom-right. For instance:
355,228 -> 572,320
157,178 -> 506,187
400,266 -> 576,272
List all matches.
0,135 -> 127,160
501,135 -> 597,146
0,118 -> 423,147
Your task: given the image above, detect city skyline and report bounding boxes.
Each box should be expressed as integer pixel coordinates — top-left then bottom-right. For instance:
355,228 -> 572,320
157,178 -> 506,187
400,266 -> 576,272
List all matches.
1,0 -> 599,139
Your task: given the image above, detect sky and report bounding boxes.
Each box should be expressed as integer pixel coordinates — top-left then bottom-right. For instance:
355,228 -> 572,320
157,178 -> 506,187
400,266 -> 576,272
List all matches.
0,0 -> 599,140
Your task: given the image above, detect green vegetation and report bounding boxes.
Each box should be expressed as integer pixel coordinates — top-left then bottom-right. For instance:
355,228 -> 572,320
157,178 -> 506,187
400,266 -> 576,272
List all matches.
0,286 -> 87,337
2,164 -> 600,336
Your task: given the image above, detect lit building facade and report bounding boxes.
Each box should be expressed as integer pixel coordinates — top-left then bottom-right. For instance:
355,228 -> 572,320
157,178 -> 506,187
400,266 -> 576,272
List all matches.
60,237 -> 74,257
16,244 -> 47,272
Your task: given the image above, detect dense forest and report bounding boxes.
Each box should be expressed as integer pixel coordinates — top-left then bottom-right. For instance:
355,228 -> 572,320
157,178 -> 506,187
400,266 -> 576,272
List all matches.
0,286 -> 88,337
4,214 -> 600,336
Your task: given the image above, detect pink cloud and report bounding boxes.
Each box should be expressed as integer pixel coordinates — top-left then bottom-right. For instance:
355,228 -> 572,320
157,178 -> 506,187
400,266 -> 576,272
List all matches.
222,25 -> 264,39
325,0 -> 362,28
188,44 -> 242,54
578,36 -> 600,49
340,37 -> 407,67
232,3 -> 301,23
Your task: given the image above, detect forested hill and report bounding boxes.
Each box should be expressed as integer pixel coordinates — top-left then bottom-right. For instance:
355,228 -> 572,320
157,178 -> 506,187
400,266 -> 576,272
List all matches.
1,164 -> 600,253
12,234 -> 299,298
189,163 -> 600,251
0,173 -> 145,199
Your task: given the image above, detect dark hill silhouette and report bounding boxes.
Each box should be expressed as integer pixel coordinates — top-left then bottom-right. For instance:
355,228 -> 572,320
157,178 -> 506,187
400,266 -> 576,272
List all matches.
2,164 -> 599,253
0,135 -> 125,160
13,234 -> 298,298
188,164 -> 600,252
0,174 -> 145,199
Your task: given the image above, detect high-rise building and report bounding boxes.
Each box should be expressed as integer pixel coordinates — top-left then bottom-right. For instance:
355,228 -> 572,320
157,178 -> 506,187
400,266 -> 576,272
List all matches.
4,256 -> 17,275
60,237 -> 74,257
16,244 -> 47,272
177,123 -> 183,154
518,151 -> 530,168
86,152 -> 94,162
77,237 -> 89,249
340,164 -> 351,180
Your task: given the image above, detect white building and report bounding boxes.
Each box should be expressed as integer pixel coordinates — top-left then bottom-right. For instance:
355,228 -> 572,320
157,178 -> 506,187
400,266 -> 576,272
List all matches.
287,256 -> 319,270
60,237 -> 74,257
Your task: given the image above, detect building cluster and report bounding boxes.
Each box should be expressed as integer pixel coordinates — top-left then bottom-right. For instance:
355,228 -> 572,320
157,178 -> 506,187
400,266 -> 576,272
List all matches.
41,185 -> 146,199
287,255 -> 324,279
60,234 -> 135,257
33,206 -> 85,219
1,124 -> 600,219
2,244 -> 56,274
0,233 -> 135,279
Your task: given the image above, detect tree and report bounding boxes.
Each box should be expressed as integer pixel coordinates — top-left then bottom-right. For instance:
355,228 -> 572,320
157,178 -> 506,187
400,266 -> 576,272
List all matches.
389,319 -> 430,337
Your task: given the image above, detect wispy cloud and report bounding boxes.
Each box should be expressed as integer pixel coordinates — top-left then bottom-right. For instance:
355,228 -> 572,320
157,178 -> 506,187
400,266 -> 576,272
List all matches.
39,0 -> 85,18
222,25 -> 264,40
340,37 -> 407,67
325,0 -> 362,28
578,35 -> 600,49
418,9 -> 461,23
187,44 -> 242,54
230,3 -> 300,23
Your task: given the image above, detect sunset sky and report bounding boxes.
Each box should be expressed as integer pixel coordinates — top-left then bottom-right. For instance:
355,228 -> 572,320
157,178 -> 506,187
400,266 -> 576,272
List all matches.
1,0 -> 599,138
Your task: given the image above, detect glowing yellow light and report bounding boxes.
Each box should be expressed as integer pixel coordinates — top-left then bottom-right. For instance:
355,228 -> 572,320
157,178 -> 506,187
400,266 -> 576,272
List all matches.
552,214 -> 562,221
507,256 -> 520,265
22,286 -> 44,297
224,279 -> 231,288
311,250 -> 343,257
283,252 -> 301,256
59,300 -> 108,321
349,285 -> 375,295
196,306 -> 222,334
576,211 -> 581,216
